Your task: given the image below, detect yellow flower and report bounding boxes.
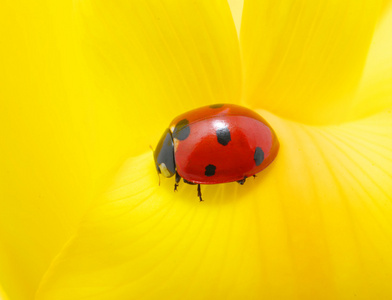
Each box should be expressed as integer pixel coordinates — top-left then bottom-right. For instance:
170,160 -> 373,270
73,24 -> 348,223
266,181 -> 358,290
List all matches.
1,0 -> 392,299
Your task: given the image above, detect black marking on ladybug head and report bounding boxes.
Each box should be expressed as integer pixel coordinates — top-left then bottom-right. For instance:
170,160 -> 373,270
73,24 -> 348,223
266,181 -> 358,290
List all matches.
216,126 -> 231,146
205,164 -> 216,176
153,128 -> 176,178
172,119 -> 190,140
254,147 -> 264,166
209,103 -> 225,109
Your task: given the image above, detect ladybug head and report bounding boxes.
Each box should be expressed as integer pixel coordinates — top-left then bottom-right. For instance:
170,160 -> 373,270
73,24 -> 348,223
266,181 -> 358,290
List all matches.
153,128 -> 176,178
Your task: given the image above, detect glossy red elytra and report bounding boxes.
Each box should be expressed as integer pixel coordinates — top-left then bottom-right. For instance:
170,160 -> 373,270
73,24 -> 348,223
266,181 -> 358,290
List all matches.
153,104 -> 279,201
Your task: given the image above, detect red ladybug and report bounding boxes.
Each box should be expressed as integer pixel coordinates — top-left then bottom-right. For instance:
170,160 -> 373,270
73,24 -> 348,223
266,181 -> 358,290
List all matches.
153,104 -> 279,201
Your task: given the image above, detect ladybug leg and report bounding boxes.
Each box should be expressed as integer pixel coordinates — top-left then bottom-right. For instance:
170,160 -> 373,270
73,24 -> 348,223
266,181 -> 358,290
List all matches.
253,175 -> 257,179
174,172 -> 181,191
237,176 -> 247,185
181,179 -> 202,201
183,178 -> 196,185
197,184 -> 203,202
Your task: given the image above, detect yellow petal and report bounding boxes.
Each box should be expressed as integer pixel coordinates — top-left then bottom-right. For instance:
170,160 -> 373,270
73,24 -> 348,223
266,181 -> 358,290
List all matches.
240,0 -> 386,124
349,2 -> 392,119
227,0 -> 244,35
0,285 -> 10,300
75,0 -> 241,144
0,1 -> 145,299
36,109 -> 392,299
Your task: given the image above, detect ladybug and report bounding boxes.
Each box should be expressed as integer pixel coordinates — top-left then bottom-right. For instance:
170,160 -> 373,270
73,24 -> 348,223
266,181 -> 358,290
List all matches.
153,104 -> 279,201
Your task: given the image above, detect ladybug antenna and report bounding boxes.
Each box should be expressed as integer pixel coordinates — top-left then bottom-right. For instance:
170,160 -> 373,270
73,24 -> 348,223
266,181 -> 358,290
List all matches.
149,144 -> 161,186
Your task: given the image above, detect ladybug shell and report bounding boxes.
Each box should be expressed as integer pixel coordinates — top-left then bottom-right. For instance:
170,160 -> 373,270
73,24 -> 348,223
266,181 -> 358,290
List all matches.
169,104 -> 279,184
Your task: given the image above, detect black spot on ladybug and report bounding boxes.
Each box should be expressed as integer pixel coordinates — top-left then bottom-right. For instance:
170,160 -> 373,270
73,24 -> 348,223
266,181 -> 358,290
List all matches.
205,164 -> 216,176
209,103 -> 225,109
172,119 -> 190,140
216,126 -> 231,146
254,147 -> 264,166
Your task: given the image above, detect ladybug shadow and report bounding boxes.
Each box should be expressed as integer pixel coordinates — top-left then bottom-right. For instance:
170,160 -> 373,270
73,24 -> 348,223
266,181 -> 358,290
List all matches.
160,168 -> 275,206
